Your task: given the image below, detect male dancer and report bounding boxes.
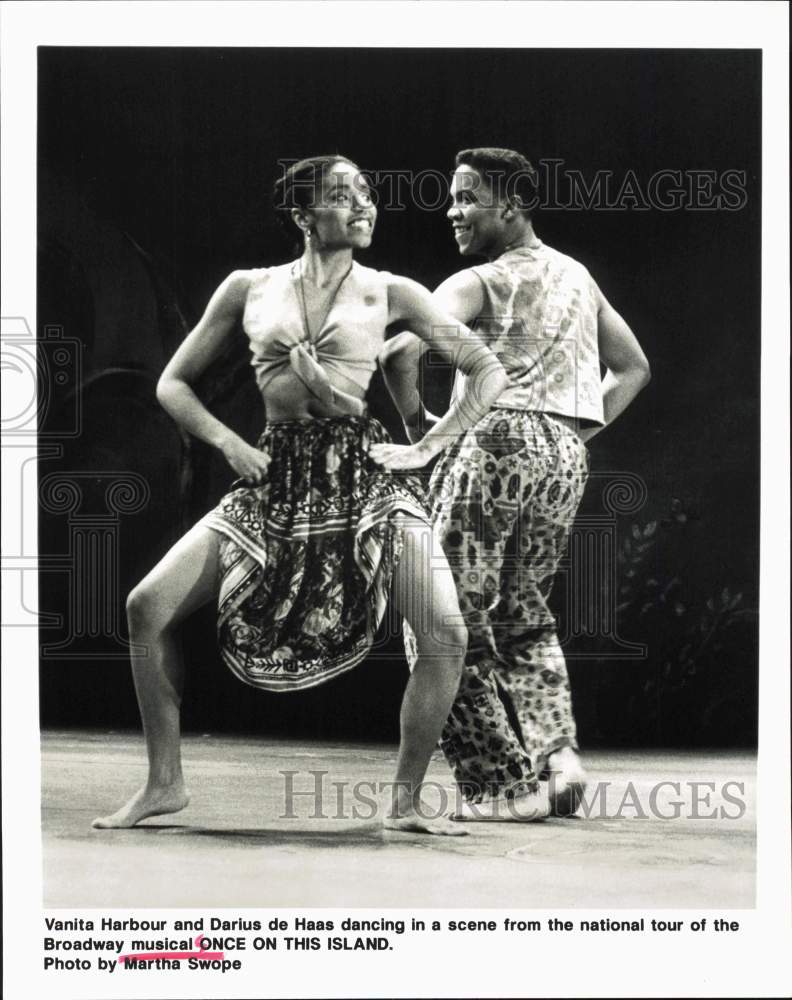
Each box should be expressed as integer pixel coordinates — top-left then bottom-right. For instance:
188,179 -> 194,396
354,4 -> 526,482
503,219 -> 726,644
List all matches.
378,148 -> 650,819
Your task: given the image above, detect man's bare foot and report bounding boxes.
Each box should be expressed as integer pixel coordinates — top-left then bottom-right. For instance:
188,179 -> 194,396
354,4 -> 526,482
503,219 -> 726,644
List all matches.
546,747 -> 587,817
92,780 -> 189,829
383,810 -> 468,836
451,783 -> 550,823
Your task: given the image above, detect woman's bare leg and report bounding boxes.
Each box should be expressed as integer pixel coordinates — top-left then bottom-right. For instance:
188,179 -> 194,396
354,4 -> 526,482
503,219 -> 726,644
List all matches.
383,517 -> 467,835
92,523 -> 221,829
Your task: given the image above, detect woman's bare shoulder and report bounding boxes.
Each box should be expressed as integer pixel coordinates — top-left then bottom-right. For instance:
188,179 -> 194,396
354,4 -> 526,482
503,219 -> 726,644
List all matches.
229,263 -> 288,306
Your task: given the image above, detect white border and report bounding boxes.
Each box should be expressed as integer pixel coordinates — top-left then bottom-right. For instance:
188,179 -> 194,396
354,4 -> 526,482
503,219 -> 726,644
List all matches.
2,3 -> 790,998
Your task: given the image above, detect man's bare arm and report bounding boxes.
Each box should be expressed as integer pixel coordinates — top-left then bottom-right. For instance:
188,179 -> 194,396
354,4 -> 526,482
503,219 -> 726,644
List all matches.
431,269 -> 485,326
581,288 -> 651,443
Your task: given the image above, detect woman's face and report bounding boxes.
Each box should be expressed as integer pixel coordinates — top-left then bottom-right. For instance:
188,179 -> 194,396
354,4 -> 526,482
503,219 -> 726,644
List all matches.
301,161 -> 377,250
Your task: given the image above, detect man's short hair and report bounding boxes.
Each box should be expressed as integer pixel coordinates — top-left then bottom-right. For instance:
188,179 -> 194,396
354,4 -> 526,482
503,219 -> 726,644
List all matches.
455,147 -> 539,216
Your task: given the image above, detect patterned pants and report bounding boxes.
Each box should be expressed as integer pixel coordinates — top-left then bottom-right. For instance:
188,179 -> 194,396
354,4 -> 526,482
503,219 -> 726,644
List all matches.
408,409 -> 589,801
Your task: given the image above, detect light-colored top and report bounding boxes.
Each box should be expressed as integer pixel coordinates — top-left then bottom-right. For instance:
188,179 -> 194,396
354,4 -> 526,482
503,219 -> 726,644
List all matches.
455,242 -> 605,427
243,261 -> 390,412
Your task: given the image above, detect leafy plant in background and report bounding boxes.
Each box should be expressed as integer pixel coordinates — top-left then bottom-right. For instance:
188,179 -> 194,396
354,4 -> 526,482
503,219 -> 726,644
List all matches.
587,499 -> 758,747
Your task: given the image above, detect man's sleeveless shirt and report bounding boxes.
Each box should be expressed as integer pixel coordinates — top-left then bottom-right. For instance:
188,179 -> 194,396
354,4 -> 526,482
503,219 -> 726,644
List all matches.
456,243 -> 605,426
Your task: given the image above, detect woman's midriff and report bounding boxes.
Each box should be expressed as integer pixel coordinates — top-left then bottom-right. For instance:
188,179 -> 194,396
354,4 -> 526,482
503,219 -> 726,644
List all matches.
258,366 -> 368,422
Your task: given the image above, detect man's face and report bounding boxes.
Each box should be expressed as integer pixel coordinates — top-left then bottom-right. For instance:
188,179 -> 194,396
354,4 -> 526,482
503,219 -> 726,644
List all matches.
447,164 -> 508,257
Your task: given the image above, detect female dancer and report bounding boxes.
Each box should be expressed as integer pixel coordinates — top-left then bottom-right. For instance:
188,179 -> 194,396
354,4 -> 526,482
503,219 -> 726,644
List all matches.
92,155 -> 509,835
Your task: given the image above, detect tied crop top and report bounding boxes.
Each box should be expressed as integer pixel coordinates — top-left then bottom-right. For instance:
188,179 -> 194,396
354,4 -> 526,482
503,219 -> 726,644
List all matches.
243,261 -> 391,396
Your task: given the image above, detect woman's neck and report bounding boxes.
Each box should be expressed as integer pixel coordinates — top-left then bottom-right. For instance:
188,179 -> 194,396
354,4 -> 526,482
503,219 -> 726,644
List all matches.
298,245 -> 354,287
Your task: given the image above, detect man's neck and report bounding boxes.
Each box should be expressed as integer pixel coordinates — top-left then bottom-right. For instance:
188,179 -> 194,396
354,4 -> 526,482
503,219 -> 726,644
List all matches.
487,222 -> 540,261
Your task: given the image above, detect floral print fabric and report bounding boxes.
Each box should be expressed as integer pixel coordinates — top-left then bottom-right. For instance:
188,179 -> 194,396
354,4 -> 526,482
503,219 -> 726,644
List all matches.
202,415 -> 429,692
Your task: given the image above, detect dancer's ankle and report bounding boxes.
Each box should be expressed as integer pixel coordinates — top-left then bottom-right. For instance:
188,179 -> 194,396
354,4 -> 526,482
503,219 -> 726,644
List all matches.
388,780 -> 416,818
146,771 -> 184,791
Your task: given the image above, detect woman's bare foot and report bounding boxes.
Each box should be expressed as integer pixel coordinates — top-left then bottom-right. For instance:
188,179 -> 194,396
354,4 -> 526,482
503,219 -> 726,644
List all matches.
384,784 -> 468,836
383,809 -> 468,836
546,747 -> 587,816
92,780 -> 189,829
451,783 -> 550,823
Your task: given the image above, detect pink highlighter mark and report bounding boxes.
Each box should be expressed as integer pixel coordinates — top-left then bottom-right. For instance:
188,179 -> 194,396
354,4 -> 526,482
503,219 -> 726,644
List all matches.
119,934 -> 223,964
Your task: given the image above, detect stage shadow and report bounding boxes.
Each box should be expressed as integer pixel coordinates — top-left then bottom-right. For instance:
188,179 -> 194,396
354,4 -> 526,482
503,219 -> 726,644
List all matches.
129,823 -> 391,849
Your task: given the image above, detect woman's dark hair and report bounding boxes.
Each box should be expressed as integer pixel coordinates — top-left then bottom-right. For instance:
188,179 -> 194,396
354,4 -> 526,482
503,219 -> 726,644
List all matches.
272,154 -> 360,242
455,147 -> 539,217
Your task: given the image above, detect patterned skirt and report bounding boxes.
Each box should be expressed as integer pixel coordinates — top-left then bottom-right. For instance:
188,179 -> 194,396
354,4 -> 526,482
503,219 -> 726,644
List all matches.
201,415 -> 429,692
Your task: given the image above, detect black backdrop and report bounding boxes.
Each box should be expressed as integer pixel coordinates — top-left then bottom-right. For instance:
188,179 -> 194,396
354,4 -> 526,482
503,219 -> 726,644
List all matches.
37,48 -> 760,747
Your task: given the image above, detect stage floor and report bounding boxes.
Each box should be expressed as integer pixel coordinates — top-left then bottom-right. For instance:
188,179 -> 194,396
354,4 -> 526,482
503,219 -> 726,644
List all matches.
41,730 -> 755,909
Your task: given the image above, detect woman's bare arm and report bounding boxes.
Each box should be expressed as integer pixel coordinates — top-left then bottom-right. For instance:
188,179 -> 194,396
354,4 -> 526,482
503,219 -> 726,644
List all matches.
156,270 -> 271,483
379,270 -> 484,442
379,332 -> 437,442
370,276 -> 509,469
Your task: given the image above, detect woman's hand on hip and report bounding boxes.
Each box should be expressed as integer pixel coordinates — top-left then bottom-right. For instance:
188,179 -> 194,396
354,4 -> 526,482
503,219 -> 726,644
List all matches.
220,433 -> 271,484
369,440 -> 435,470
404,406 -> 440,445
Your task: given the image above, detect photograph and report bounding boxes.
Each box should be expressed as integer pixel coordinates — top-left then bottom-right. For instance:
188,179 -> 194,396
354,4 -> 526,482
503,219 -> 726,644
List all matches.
1,3 -> 789,999
35,42 -> 759,908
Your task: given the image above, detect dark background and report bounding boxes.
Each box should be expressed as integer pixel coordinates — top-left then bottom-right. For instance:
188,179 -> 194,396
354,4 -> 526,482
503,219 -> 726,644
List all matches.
38,48 -> 760,747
